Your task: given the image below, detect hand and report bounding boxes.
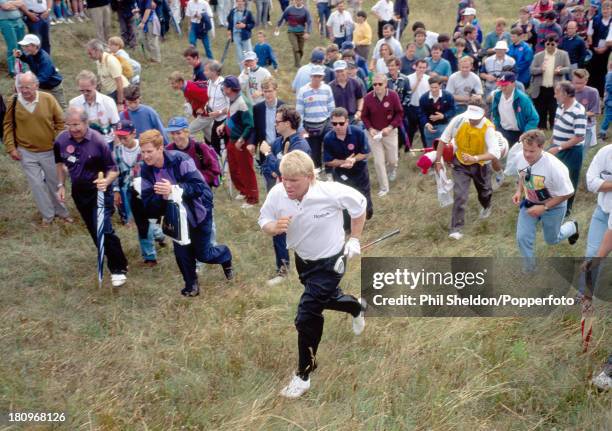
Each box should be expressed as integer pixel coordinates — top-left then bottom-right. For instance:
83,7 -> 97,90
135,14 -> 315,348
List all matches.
251,90 -> 262,99
195,108 -> 204,115
425,123 -> 435,133
153,179 -> 173,197
526,204 -> 546,218
114,191 -> 122,207
9,149 -> 21,161
216,124 -> 225,136
344,237 -> 361,259
41,10 -> 49,19
430,112 -> 444,122
368,128 -> 379,138
246,144 -> 255,154
340,156 -> 355,169
548,146 -> 561,155
27,11 -> 39,21
236,138 -> 244,149
381,127 -> 390,137
57,185 -> 65,203
461,153 -> 478,163
12,49 -> 21,58
512,191 -> 522,206
227,30 -> 232,39
138,22 -> 145,30
93,176 -> 108,192
554,66 -> 563,74
354,111 -> 361,121
274,216 -> 292,234
236,22 -> 245,28
434,161 -> 443,174
303,33 -> 310,40
260,141 -> 271,155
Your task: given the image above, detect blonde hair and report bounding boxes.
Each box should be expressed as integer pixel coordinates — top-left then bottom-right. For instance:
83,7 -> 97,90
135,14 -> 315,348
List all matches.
168,71 -> 185,84
140,129 -> 164,149
279,150 -> 316,181
108,36 -> 124,48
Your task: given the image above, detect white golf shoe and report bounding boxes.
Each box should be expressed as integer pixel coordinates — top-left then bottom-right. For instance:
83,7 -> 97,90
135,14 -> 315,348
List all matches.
352,297 -> 367,335
279,374 -> 310,398
111,274 -> 127,287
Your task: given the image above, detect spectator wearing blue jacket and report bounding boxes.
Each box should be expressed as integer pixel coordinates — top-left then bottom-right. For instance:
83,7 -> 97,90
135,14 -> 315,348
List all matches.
119,85 -> 169,145
259,105 -> 310,286
227,0 -> 255,67
418,75 -> 456,148
15,34 -> 65,108
508,28 -> 534,88
254,31 -> 278,71
490,72 -> 539,146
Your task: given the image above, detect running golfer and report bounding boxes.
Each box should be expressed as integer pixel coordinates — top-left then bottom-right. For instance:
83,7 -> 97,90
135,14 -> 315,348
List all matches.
258,150 -> 367,399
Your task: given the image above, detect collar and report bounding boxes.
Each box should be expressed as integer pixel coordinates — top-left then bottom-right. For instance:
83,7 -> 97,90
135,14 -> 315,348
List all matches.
501,89 -> 515,100
265,99 -> 278,109
72,128 -> 94,144
18,91 -> 39,106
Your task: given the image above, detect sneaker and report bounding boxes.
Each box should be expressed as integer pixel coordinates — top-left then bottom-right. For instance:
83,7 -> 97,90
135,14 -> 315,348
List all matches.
479,206 -> 492,219
592,370 -> 612,391
59,215 -> 74,224
181,283 -> 200,297
267,267 -> 288,286
598,132 -> 607,141
449,231 -> 464,240
222,260 -> 234,280
75,15 -> 83,22
56,17 -> 65,24
111,273 -> 127,287
143,260 -> 158,268
377,189 -> 388,197
155,238 -> 167,248
352,297 -> 367,335
279,374 -> 310,398
65,17 -> 74,23
235,194 -> 246,200
50,17 -> 57,25
491,171 -> 505,191
41,218 -> 54,227
568,221 -> 579,245
388,169 -> 397,182
81,12 -> 89,21
241,202 -> 254,209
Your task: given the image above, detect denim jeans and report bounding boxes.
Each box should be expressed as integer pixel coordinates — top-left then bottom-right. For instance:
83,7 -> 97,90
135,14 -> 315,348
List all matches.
600,103 -> 612,135
234,38 -> 253,69
273,233 -> 289,270
0,18 -> 26,75
316,2 -> 330,36
516,202 -> 575,271
25,15 -> 51,54
583,124 -> 597,158
189,23 -> 214,59
578,205 -> 610,293
255,0 -> 270,26
423,124 -> 446,148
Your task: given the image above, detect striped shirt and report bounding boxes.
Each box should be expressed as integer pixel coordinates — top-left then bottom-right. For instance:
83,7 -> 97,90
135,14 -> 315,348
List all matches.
296,83 -> 335,124
552,100 -> 587,147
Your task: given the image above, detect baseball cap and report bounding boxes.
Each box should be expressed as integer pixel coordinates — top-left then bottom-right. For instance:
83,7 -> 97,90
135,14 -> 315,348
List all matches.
310,65 -> 325,76
340,41 -> 354,50
223,75 -> 241,90
346,61 -> 357,69
464,105 -> 485,120
496,71 -> 516,86
310,50 -> 325,63
166,116 -> 189,132
18,34 -> 41,46
462,7 -> 476,16
333,60 -> 348,71
115,119 -> 135,136
494,40 -> 509,51
243,51 -> 257,62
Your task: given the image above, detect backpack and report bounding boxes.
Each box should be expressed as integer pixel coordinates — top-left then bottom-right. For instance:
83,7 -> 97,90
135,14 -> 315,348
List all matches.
195,142 -> 221,187
106,52 -> 134,80
200,12 -> 212,34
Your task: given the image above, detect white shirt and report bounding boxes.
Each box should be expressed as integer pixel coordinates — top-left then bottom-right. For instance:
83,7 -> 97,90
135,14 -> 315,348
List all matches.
586,144 -> 612,214
425,30 -> 440,49
327,10 -> 354,38
69,91 -> 120,144
371,0 -> 394,21
207,76 -> 228,119
238,66 -> 272,105
515,152 -> 574,203
372,37 -> 403,59
18,92 -> 39,113
498,89 -> 519,131
258,181 -> 367,260
407,72 -> 430,106
23,0 -> 47,13
440,113 -> 501,160
185,0 -> 216,37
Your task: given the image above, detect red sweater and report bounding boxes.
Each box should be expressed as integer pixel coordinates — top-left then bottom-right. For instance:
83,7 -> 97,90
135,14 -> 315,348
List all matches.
183,81 -> 209,117
362,89 -> 404,131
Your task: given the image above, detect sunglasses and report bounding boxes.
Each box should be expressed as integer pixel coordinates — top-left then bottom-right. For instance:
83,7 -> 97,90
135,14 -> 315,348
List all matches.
545,42 -> 556,46
522,165 -> 532,182
372,82 -> 385,86
331,121 -> 346,126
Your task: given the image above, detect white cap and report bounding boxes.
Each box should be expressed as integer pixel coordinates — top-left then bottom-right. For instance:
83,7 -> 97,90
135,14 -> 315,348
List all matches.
465,105 -> 485,120
243,51 -> 257,62
494,40 -> 509,51
462,7 -> 476,16
333,60 -> 347,71
18,34 -> 41,46
310,65 -> 326,76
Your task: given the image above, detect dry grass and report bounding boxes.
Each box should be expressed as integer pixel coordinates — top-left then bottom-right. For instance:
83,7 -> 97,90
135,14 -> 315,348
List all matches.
0,1 -> 611,430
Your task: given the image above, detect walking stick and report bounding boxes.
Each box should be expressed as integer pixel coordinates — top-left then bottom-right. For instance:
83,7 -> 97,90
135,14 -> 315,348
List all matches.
220,38 -> 232,65
581,259 -> 598,352
96,172 -> 106,288
361,229 -> 400,251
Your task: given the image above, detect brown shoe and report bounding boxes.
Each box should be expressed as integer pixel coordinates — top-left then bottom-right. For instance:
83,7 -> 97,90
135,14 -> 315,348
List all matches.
143,260 -> 158,268
59,216 -> 75,224
41,218 -> 54,227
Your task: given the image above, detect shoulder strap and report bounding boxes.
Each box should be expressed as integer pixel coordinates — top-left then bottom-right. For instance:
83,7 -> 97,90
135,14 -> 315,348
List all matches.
194,141 -> 205,165
11,95 -> 17,148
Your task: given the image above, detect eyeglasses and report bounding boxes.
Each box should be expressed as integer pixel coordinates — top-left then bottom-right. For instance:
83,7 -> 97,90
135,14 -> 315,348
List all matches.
275,119 -> 286,124
372,82 -> 385,86
331,121 -> 346,126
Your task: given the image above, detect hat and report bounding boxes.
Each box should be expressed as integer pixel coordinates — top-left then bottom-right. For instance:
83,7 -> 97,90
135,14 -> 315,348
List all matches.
166,116 -> 189,132
462,7 -> 476,16
465,105 -> 486,120
18,34 -> 41,46
310,65 -> 325,76
310,50 -> 325,63
333,60 -> 347,71
543,10 -> 557,19
243,51 -> 257,62
496,71 -> 516,86
346,60 -> 357,69
494,40 -> 509,51
341,41 -> 354,50
416,151 -> 436,174
223,75 -> 241,90
115,119 -> 135,136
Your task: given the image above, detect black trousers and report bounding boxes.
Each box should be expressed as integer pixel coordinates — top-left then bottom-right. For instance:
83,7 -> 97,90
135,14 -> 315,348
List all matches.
210,119 -> 225,156
332,169 -> 373,231
294,251 -> 362,379
407,105 -> 425,148
499,128 -> 523,148
534,87 -> 556,130
73,189 -> 128,274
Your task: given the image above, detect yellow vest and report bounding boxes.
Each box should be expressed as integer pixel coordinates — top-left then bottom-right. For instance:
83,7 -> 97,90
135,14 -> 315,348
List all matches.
455,118 -> 494,166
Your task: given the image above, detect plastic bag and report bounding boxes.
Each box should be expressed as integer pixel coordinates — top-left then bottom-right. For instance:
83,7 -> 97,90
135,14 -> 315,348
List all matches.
435,165 -> 454,208
162,185 -> 191,245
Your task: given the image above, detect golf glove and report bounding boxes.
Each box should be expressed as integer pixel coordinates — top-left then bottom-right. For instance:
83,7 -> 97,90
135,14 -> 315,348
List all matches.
344,237 -> 361,259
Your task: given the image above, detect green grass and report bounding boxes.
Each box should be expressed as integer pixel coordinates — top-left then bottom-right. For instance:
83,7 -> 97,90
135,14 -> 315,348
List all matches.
0,1 -> 611,429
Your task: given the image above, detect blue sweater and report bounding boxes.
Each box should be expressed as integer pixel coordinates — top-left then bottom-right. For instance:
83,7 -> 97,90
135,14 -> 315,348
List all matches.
120,104 -> 169,145
261,133 -> 311,178
507,41 -> 533,85
20,50 -> 62,89
559,35 -> 587,66
418,90 -> 456,127
491,89 -> 539,132
255,42 -> 278,70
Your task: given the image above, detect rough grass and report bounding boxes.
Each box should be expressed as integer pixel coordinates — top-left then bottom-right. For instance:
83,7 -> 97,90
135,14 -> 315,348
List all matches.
0,1 -> 611,430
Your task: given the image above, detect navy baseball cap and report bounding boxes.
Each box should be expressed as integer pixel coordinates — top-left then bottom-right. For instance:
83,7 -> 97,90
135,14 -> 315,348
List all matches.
115,119 -> 135,136
223,75 -> 241,90
166,116 -> 189,132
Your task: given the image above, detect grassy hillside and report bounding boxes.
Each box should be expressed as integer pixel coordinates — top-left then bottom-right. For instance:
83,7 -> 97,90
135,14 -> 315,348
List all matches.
0,1 -> 610,429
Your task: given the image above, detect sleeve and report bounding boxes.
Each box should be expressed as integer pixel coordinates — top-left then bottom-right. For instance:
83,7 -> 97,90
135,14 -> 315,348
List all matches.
240,106 -> 254,139
141,169 -> 167,218
51,96 -> 65,136
327,88 -> 335,115
523,96 -> 540,131
305,9 -> 312,33
333,182 -> 367,217
100,139 -> 118,173
446,75 -> 457,94
108,98 -> 121,125
153,112 -> 169,144
587,20 -> 594,37
418,94 -> 430,125
574,109 -> 587,137
295,88 -> 305,118
2,97 -> 16,153
550,160 -> 575,196
484,125 -> 501,158
585,146 -> 608,193
440,114 -> 462,143
592,90 -> 601,115
269,45 -> 278,69
258,187 -> 280,228
323,133 -> 335,162
389,92 -> 404,128
361,130 -> 370,154
276,9 -> 287,27
53,140 -> 62,163
442,93 -> 456,122
176,157 -> 207,199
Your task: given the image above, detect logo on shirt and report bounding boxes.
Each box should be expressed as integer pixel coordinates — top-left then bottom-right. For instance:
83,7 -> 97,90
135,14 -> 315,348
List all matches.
383,101 -> 390,108
66,145 -> 75,154
313,211 -> 331,219
347,143 -> 355,151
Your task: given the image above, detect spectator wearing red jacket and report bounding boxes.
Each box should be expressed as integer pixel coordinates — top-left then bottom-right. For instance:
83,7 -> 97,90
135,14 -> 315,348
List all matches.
168,70 -> 210,142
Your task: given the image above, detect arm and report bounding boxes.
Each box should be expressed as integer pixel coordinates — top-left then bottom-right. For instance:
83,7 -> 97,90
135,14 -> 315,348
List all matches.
3,98 -> 17,158
55,162 -> 67,203
585,147 -> 612,193
530,54 -> 543,75
176,158 -> 207,199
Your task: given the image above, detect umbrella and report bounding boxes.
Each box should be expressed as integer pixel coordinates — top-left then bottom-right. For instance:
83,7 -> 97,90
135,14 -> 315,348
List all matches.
220,38 -> 232,65
97,172 -> 105,288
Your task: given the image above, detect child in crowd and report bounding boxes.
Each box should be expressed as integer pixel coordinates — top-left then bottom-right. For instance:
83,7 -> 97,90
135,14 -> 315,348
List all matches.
108,36 -> 142,85
254,31 -> 278,72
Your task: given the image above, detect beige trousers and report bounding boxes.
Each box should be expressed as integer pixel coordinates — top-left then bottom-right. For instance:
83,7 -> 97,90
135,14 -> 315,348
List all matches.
369,128 -> 398,191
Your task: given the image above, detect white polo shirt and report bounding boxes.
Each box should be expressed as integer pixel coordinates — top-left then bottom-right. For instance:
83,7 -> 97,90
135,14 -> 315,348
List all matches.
69,91 -> 120,144
498,89 -> 519,131
408,72 -> 430,106
585,144 -> 612,216
258,181 -> 367,260
515,152 -> 574,204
